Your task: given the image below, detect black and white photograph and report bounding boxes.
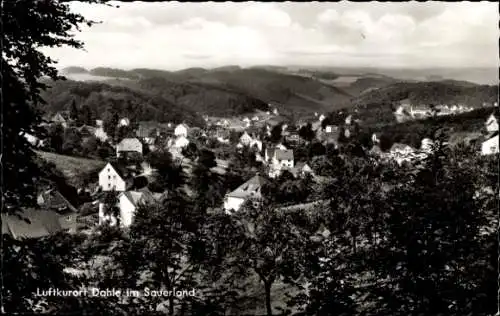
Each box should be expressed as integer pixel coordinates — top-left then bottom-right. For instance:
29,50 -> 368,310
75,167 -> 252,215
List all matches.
2,1 -> 499,315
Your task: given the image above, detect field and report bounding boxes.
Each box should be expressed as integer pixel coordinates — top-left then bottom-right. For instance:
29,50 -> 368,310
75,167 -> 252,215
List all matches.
36,151 -> 106,184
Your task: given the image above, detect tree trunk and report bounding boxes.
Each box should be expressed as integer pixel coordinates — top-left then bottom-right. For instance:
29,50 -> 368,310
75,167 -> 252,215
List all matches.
264,281 -> 273,316
168,296 -> 174,316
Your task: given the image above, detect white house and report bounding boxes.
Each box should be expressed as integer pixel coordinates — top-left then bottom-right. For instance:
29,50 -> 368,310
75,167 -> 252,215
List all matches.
117,189 -> 156,227
223,175 -> 268,213
250,139 -> 263,152
118,118 -> 130,127
98,163 -> 128,192
372,133 -> 380,145
23,132 -> 40,147
273,108 -> 279,116
95,119 -> 104,127
268,148 -> 294,178
252,116 -> 259,121
345,114 -> 352,125
481,134 -> 499,156
174,124 -> 189,138
217,136 -> 230,144
291,162 -> 314,178
388,143 -> 417,166
485,113 -> 499,133
318,114 -> 326,122
239,132 -> 253,146
51,112 -> 70,128
116,138 -> 143,158
94,127 -> 109,142
272,149 -> 294,169
410,106 -> 431,118
325,125 -> 336,133
174,135 -> 190,149
394,105 -> 411,123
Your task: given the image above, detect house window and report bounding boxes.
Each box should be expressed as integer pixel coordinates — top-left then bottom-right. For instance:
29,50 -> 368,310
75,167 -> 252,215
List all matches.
108,175 -> 111,180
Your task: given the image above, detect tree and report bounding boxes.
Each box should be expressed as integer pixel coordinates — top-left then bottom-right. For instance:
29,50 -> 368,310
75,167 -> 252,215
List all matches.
101,190 -> 120,226
113,193 -> 202,315
269,124 -> 283,143
68,99 -> 79,122
298,123 -> 315,142
79,103 -> 94,126
81,135 -> 99,157
371,147 -> 497,315
2,0 -> 107,209
308,141 -> 326,158
287,236 -> 357,316
198,149 -> 217,170
146,150 -> 185,192
47,123 -> 65,153
62,128 -> 82,155
231,202 -> 309,316
102,108 -> 119,140
182,142 -> 199,161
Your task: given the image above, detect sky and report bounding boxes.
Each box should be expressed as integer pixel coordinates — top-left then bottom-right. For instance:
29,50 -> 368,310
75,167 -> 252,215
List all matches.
43,1 -> 499,71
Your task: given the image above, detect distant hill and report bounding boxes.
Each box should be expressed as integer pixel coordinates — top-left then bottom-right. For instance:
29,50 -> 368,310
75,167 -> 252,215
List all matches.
342,76 -> 405,96
90,67 -> 140,80
188,68 -> 353,114
57,65 -> 495,119
130,77 -> 270,116
62,66 -> 89,74
60,66 -> 353,115
40,79 -> 205,126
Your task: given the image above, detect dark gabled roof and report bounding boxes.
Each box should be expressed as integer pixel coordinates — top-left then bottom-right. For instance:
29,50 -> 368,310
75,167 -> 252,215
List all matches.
52,111 -> 72,122
103,162 -> 131,181
275,149 -> 294,161
117,138 -> 143,152
227,175 -> 269,199
121,187 -> 156,207
1,208 -> 69,239
37,189 -> 78,214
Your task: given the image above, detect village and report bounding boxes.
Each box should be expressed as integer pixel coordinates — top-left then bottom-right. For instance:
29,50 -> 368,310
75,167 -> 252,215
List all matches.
4,101 -> 499,238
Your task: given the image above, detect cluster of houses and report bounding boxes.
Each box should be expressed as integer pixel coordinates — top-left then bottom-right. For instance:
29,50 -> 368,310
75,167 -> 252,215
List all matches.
394,102 -> 479,123
10,102 -> 498,239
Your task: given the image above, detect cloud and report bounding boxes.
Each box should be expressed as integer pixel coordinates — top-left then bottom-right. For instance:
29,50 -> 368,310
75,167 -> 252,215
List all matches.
42,1 -> 498,70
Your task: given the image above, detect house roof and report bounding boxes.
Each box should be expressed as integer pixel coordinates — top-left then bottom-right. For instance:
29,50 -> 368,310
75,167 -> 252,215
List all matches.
102,162 -> 131,181
1,208 -> 69,239
311,121 -> 322,131
484,131 -> 499,142
227,175 -> 269,199
117,138 -> 143,151
37,189 -> 78,214
53,112 -> 70,121
121,187 -> 156,207
136,126 -> 158,138
275,149 -> 294,161
390,143 -> 415,152
176,123 -> 189,130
